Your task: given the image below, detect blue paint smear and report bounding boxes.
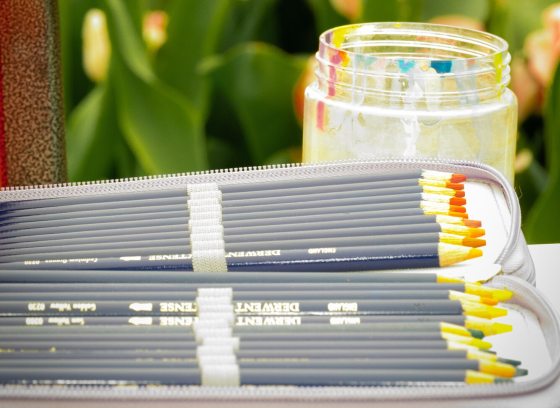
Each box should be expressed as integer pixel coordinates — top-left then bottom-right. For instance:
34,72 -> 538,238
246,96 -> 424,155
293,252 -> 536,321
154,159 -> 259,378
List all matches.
397,59 -> 415,73
430,60 -> 452,73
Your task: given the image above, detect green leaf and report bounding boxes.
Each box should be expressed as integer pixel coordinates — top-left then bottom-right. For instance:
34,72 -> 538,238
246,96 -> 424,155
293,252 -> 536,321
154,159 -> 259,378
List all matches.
65,84 -> 116,181
210,43 -> 306,164
103,0 -> 153,81
155,0 -> 231,117
103,0 -> 207,174
524,63 -> 560,243
58,0 -> 102,118
110,55 -> 207,174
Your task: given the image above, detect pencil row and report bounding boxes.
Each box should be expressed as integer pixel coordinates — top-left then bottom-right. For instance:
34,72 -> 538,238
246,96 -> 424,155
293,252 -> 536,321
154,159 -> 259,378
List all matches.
0,272 -> 524,386
0,170 -> 485,272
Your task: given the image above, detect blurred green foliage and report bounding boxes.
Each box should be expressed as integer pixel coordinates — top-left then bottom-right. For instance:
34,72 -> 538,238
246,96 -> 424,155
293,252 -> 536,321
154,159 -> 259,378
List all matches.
58,0 -> 560,242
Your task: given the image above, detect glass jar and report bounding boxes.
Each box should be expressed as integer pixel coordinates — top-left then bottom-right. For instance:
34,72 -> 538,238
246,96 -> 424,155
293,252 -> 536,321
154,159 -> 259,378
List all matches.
303,22 -> 517,182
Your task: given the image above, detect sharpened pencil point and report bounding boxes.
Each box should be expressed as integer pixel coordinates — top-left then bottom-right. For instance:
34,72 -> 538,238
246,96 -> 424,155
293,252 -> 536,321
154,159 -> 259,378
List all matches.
450,173 -> 467,183
478,360 -> 518,378
465,317 -> 513,336
462,237 -> 486,248
449,197 -> 467,206
460,300 -> 508,319
515,368 -> 529,377
446,182 -> 464,190
463,219 -> 482,228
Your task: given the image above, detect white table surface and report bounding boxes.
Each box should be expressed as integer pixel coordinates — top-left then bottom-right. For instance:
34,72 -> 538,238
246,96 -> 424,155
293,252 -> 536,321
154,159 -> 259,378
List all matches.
530,243 -> 560,313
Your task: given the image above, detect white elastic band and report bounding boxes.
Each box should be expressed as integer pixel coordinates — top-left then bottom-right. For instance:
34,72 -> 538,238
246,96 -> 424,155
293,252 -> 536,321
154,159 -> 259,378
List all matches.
191,248 -> 228,273
197,287 -> 233,299
200,364 -> 240,387
187,198 -> 222,210
195,312 -> 235,325
194,327 -> 233,344
188,216 -> 223,229
191,238 -> 225,251
197,301 -> 234,315
188,190 -> 222,202
197,354 -> 237,366
189,224 -> 224,236
192,318 -> 231,332
196,344 -> 235,358
203,336 -> 240,352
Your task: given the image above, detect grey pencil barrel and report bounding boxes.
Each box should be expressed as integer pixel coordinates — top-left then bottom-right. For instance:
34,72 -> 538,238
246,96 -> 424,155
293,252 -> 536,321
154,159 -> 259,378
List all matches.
0,331 -> 456,342
0,321 -> 457,333
0,367 -> 479,385
0,198 -> 430,235
0,214 -> 444,253
0,358 -> 484,372
0,201 -> 428,240
0,314 -> 468,327
0,231 -> 448,262
0,208 -> 433,245
0,282 -> 466,293
0,339 -> 457,351
0,185 -> 435,223
0,170 -> 428,212
0,298 -> 465,316
0,288 -> 464,301
0,348 -> 479,360
0,270 -> 446,284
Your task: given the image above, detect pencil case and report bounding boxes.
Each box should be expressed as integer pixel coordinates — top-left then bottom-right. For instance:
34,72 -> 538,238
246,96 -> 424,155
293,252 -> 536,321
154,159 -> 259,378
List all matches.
0,158 -> 558,407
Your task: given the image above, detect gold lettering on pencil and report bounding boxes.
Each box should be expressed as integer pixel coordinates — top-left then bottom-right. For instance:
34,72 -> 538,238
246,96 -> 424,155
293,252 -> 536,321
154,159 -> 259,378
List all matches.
72,303 -> 96,312
308,248 -> 337,254
49,302 -> 71,312
235,316 -> 302,326
159,302 -> 197,313
25,317 -> 44,326
159,316 -> 195,326
148,254 -> 191,261
234,302 -> 300,314
225,250 -> 281,258
330,316 -> 361,325
47,317 -> 71,325
327,302 -> 358,312
28,302 -> 46,312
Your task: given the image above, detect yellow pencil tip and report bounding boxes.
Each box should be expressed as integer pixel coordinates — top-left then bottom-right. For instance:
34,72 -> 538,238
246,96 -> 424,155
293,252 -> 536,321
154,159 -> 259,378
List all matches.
465,370 -> 505,384
478,360 -> 517,378
467,248 -> 483,260
442,333 -> 493,350
461,300 -> 508,319
465,317 -> 513,336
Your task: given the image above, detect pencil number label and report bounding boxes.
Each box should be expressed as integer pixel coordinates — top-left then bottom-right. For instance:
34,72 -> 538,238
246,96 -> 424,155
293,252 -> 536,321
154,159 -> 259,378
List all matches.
327,302 -> 359,312
28,303 -> 46,312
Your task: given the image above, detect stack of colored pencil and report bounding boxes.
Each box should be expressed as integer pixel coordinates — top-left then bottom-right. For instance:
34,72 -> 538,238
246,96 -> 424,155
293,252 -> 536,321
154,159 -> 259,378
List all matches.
0,272 -> 526,386
0,169 -> 485,272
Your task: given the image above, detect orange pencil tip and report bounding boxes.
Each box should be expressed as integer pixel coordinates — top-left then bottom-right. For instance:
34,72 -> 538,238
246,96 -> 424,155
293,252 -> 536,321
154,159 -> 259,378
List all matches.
463,237 -> 486,248
446,182 -> 465,190
468,228 -> 486,238
450,197 -> 467,206
463,219 -> 482,228
450,205 -> 466,213
451,173 -> 467,183
449,211 -> 469,219
454,190 -> 466,198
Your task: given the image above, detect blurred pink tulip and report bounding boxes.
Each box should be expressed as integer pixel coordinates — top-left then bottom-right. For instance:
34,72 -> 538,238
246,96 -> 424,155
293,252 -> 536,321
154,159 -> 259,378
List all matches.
143,10 -> 168,53
330,0 -> 362,21
511,56 -> 541,122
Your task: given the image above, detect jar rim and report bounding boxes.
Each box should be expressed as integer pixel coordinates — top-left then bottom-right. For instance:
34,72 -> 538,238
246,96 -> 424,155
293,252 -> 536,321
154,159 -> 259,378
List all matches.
319,22 -> 509,68
315,22 -> 511,99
